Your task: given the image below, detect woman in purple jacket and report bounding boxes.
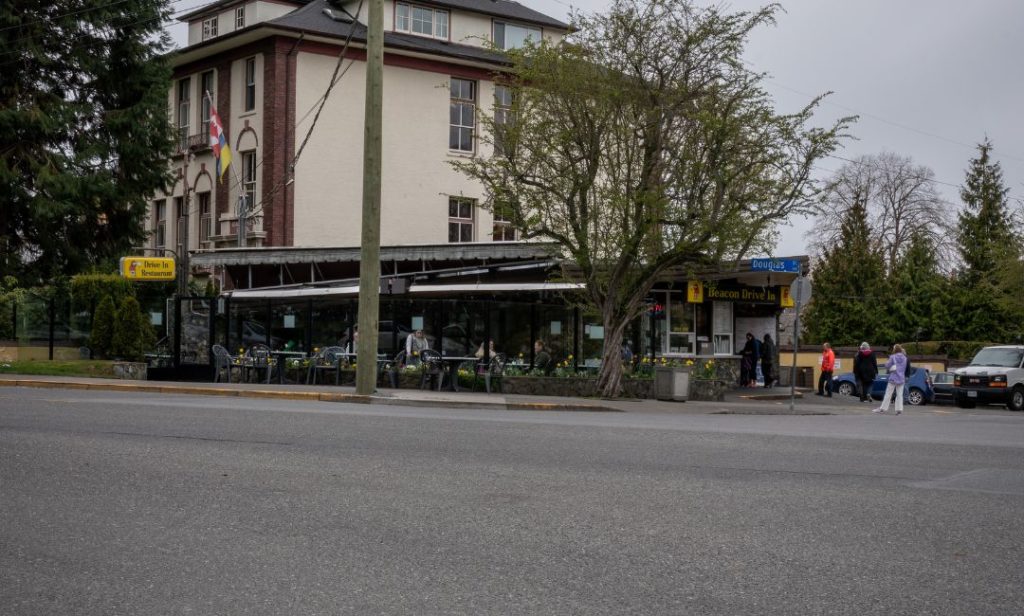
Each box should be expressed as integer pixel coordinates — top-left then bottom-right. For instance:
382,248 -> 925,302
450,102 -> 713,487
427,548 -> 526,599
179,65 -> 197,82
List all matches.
873,343 -> 907,415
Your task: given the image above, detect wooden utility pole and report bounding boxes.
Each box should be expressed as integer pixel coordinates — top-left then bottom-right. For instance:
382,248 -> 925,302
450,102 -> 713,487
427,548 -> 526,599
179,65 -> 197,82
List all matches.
356,0 -> 384,395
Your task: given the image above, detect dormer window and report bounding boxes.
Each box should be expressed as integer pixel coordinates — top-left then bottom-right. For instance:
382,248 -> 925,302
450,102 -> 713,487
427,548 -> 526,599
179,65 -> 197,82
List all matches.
202,17 -> 218,40
395,2 -> 449,40
235,7 -> 245,29
493,21 -> 540,50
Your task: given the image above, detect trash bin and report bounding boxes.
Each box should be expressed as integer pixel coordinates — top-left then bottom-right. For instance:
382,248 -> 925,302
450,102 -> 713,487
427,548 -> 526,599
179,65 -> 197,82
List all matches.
654,366 -> 690,401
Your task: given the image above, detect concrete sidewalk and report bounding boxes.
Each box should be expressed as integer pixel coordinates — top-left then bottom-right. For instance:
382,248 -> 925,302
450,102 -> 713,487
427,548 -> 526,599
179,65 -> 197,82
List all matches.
0,374 -> 838,415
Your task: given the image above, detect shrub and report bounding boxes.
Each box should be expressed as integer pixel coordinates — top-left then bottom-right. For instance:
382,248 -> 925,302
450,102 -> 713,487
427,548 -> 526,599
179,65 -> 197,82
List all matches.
110,296 -> 156,361
90,295 -> 117,358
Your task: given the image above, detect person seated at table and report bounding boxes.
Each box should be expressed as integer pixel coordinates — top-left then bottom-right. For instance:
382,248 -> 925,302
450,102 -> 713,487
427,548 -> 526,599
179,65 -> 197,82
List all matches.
405,328 -> 430,365
344,329 -> 359,355
475,339 -> 496,360
532,340 -> 553,375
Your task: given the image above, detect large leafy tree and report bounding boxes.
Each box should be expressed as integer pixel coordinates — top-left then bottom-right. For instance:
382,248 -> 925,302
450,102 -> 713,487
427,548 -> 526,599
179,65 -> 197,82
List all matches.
0,0 -> 175,286
453,0 -> 850,396
804,198 -> 886,346
954,139 -> 1020,340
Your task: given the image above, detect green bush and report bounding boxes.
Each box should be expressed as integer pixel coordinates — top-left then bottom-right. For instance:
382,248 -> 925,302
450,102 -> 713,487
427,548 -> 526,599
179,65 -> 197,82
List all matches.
90,295 -> 117,358
109,296 -> 156,361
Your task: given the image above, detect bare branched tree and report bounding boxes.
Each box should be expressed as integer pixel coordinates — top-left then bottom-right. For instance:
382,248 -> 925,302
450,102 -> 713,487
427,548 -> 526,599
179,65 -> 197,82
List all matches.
808,153 -> 955,270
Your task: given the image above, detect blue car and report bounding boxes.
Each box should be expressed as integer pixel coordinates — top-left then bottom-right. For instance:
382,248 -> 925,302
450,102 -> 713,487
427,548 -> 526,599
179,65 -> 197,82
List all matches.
832,367 -> 935,406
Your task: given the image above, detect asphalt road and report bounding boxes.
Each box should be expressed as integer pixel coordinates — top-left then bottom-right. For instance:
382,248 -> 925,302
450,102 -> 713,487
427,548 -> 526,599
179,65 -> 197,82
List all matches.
2,388 -> 1023,615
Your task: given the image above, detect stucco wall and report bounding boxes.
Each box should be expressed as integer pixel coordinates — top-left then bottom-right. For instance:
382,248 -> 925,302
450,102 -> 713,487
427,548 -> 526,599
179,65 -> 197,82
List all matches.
293,52 -> 497,247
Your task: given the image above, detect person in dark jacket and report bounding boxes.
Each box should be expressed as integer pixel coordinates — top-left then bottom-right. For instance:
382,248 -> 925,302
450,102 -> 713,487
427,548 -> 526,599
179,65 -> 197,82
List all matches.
740,333 -> 758,387
852,341 -> 879,402
761,334 -> 776,388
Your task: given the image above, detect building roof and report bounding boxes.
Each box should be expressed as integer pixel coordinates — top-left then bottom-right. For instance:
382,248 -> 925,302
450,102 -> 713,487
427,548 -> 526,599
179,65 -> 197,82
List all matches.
263,0 -> 533,65
176,0 -> 565,66
407,0 -> 569,29
179,0 -> 310,22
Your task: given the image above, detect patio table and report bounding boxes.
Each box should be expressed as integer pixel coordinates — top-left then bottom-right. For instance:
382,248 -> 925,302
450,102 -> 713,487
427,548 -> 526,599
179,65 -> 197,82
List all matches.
270,350 -> 308,384
439,356 -> 480,392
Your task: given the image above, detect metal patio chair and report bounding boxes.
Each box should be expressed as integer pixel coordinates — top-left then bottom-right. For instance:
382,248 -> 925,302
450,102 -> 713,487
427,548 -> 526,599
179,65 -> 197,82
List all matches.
307,346 -> 344,385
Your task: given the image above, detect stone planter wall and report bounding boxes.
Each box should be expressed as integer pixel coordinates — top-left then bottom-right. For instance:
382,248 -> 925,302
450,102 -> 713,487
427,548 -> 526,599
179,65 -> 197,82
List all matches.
500,376 -> 653,399
111,362 -> 147,380
689,378 -> 726,401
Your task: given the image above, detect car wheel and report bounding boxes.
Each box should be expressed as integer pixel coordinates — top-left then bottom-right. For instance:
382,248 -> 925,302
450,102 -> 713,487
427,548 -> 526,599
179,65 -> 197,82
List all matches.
836,381 -> 855,397
907,387 -> 925,406
956,398 -> 976,409
1008,386 -> 1024,412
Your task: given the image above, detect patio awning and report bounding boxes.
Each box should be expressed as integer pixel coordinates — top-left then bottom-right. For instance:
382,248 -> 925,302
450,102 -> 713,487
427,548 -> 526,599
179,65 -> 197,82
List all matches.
227,285 -> 360,299
409,282 -> 585,293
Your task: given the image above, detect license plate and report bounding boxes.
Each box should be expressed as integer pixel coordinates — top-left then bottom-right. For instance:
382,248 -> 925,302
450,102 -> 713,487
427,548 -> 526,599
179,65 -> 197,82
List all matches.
967,391 -> 978,398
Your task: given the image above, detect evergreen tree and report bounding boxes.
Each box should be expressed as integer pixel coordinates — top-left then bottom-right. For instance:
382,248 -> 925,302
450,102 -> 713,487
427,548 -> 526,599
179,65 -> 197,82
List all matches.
955,139 -> 1019,340
888,231 -> 948,342
804,198 -> 887,346
0,0 -> 175,286
110,296 -> 155,361
91,295 -> 117,358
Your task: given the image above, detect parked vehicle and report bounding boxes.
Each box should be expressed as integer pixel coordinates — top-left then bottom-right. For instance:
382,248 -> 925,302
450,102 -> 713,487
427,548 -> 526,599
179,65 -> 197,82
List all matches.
930,371 -> 955,404
832,367 -> 935,406
953,345 -> 1024,410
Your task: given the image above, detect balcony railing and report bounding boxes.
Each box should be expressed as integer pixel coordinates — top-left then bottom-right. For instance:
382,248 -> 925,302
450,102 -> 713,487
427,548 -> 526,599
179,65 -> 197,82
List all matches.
175,132 -> 211,154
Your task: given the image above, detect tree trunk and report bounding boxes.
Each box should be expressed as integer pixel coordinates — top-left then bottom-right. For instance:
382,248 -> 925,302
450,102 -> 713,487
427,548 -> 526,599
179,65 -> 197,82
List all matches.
596,306 -> 627,398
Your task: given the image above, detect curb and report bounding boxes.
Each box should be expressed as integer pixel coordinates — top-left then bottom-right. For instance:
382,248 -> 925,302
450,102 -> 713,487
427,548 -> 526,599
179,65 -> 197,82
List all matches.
0,378 -> 620,413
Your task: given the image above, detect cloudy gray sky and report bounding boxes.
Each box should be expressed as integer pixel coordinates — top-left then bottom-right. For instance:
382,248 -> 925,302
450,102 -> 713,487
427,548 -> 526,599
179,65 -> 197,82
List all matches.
167,0 -> 1024,257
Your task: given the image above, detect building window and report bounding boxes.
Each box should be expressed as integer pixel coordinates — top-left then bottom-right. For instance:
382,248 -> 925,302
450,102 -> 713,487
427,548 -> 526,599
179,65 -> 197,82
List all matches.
177,77 -> 190,149
668,300 -> 695,355
494,21 -> 540,50
244,57 -> 256,112
200,71 -> 214,137
235,6 -> 245,29
241,151 -> 257,210
492,203 -> 517,241
198,192 -> 212,244
712,301 -> 733,356
449,78 -> 475,152
395,3 -> 448,39
448,197 -> 474,242
202,17 -> 218,40
154,200 -> 166,248
493,84 -> 514,156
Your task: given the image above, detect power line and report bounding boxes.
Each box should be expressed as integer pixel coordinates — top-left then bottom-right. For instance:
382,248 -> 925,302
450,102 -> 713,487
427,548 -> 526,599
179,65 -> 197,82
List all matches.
224,0 -> 366,219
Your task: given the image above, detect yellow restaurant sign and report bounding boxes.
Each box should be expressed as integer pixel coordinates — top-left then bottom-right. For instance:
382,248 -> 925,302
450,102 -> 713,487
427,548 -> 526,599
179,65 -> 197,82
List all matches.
119,256 -> 176,281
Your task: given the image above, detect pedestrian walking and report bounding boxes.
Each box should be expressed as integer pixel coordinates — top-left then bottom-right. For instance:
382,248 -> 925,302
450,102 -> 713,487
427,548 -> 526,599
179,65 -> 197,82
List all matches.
853,341 -> 878,402
740,333 -> 758,387
761,334 -> 776,388
873,344 -> 908,415
816,342 -> 835,397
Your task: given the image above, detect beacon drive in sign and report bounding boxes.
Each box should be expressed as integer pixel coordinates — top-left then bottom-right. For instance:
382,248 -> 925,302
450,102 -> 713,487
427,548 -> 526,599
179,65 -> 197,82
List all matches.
120,257 -> 176,281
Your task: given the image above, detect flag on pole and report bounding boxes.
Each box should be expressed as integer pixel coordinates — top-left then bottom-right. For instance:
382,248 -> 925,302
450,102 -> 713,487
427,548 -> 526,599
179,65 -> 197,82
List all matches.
209,105 -> 232,182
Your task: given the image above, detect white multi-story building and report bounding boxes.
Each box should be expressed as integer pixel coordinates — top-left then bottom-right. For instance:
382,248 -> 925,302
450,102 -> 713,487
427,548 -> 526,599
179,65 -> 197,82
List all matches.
149,0 -> 567,276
